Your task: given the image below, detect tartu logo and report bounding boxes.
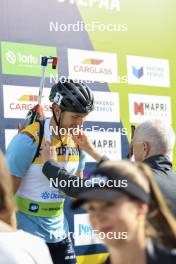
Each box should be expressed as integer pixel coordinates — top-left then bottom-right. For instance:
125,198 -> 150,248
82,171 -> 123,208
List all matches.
132,66 -> 144,79
6,50 -> 16,64
1,42 -> 57,77
6,51 -> 39,65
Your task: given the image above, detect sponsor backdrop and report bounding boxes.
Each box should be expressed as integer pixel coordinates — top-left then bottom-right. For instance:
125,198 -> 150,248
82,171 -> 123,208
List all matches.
0,0 -> 176,263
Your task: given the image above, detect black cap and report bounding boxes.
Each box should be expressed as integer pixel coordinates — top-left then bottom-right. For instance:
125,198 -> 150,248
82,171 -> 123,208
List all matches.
71,166 -> 150,209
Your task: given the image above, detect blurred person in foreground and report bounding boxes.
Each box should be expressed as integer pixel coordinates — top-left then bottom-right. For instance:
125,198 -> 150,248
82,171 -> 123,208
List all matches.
72,160 -> 176,264
0,150 -> 53,264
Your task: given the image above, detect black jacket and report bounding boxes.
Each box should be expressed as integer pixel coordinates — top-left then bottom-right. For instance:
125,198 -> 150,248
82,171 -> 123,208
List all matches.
144,155 -> 176,218
42,157 -> 176,260
42,155 -> 176,217
103,239 -> 176,264
42,160 -> 98,198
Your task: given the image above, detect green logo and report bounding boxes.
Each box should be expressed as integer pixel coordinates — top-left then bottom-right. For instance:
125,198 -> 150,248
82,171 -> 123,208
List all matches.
1,41 -> 58,77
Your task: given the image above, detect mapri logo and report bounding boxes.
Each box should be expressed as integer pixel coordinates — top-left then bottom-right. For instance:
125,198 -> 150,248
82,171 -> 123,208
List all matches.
129,94 -> 171,124
6,50 -> 16,64
133,101 -> 168,116
132,66 -> 144,79
134,102 -> 144,115
85,131 -> 121,162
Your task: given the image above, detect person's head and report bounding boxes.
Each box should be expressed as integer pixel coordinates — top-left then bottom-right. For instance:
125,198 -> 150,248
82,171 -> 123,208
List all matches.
49,79 -> 94,131
72,160 -> 176,249
0,151 -> 15,228
132,120 -> 175,161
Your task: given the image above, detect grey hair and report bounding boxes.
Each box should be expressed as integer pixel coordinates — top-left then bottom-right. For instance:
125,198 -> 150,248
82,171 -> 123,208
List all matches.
134,120 -> 176,156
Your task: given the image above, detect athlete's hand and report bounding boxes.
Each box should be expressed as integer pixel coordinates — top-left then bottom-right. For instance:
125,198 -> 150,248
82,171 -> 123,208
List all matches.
41,142 -> 57,162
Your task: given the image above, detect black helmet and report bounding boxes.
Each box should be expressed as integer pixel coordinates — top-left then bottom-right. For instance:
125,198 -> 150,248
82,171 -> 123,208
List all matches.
49,79 -> 94,113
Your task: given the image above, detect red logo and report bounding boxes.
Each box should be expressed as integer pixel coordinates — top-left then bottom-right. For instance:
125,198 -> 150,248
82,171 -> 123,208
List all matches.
134,102 -> 144,115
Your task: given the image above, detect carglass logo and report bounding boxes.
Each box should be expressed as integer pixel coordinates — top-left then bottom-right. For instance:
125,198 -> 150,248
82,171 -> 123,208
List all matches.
68,49 -> 118,83
82,58 -> 103,65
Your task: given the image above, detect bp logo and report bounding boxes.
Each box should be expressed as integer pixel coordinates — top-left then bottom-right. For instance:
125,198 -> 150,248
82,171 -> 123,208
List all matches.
28,203 -> 39,213
6,50 -> 16,64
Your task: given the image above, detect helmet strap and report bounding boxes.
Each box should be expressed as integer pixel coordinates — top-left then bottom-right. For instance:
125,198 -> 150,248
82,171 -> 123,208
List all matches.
52,109 -> 64,147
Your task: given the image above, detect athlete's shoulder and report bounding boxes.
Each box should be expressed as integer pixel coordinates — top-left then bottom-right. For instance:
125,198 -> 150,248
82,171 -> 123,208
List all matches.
6,132 -> 37,177
21,122 -> 40,133
20,122 -> 42,143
